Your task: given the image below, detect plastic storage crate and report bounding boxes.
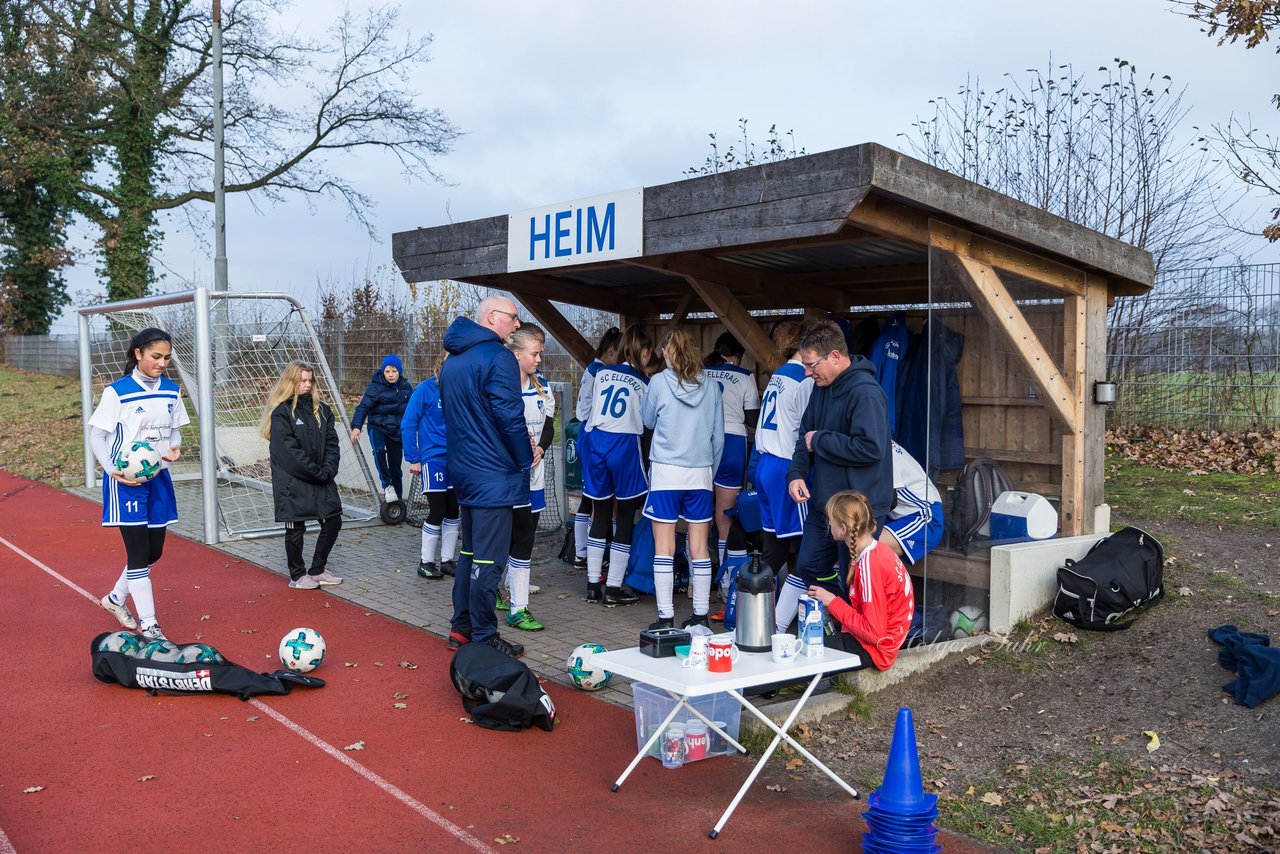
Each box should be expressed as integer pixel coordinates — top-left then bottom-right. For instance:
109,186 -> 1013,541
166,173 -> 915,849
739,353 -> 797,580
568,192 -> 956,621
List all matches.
632,681 -> 741,762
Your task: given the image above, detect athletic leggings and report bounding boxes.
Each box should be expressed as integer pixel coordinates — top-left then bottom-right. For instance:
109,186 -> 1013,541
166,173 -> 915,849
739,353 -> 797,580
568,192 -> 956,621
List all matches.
762,530 -> 799,578
590,495 -> 642,547
510,506 -> 542,561
424,489 -> 459,525
120,526 -> 166,570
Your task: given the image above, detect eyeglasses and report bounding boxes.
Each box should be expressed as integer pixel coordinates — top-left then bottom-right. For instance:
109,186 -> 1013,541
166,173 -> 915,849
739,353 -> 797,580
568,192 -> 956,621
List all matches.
490,308 -> 520,323
800,353 -> 829,372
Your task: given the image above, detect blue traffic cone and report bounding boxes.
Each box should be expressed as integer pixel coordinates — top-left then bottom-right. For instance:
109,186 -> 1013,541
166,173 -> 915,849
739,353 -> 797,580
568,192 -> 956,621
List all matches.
877,707 -> 927,810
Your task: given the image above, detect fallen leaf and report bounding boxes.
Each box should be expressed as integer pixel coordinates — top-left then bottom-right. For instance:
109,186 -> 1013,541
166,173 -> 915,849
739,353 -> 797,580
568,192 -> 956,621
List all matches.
137,775 -> 156,782
399,661 -> 418,669
785,758 -> 804,771
765,784 -> 788,792
344,741 -> 365,751
981,791 -> 1004,806
1052,632 -> 1077,643
373,662 -> 384,667
1143,730 -> 1161,752
246,716 -> 258,722
1179,586 -> 1193,597
393,703 -> 407,709
23,786 -> 44,793
200,614 -> 211,621
393,692 -> 409,699
344,662 -> 358,668
494,834 -> 519,845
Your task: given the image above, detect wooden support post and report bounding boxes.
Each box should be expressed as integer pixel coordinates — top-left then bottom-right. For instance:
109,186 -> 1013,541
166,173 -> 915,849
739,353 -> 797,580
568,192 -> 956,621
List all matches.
509,292 -> 594,368
1080,274 -> 1110,534
663,292 -> 694,336
1060,292 -> 1088,537
930,222 -> 1085,297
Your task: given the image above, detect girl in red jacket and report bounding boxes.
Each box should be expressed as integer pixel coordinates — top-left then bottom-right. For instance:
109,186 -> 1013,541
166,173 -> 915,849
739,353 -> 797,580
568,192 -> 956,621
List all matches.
807,490 -> 914,670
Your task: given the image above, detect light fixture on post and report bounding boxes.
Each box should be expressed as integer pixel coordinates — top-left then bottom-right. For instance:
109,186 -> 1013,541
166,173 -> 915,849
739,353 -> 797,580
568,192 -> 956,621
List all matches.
1093,380 -> 1117,405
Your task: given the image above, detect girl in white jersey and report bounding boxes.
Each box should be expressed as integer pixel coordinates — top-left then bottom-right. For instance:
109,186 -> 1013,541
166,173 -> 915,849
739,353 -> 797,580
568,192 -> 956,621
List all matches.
752,321 -> 814,581
702,332 -> 761,577
571,327 -> 621,570
92,328 -> 191,641
498,325 -> 555,631
580,325 -> 650,607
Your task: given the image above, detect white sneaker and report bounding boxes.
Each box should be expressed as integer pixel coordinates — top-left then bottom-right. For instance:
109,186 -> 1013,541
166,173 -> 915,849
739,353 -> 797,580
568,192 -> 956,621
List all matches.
289,575 -> 320,590
101,594 -> 138,630
139,623 -> 167,641
312,570 -> 343,586
384,485 -> 397,503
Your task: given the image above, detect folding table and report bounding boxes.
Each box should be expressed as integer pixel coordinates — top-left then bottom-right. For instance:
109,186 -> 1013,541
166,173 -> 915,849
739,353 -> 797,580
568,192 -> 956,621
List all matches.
593,645 -> 863,839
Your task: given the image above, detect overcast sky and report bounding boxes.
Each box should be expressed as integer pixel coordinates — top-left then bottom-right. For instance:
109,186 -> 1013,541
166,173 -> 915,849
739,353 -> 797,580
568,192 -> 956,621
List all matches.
54,0 -> 1280,330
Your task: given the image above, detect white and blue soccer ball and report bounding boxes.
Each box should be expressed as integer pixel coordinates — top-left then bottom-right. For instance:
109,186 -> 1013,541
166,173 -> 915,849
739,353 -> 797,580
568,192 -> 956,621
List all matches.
99,630 -> 145,656
566,642 -> 611,691
950,605 -> 989,639
140,638 -> 182,661
114,440 -> 163,482
279,627 -> 326,673
177,643 -> 225,664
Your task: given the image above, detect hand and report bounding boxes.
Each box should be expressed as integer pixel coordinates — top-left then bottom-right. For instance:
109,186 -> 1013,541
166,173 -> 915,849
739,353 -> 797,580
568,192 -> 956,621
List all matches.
804,430 -> 816,452
788,478 -> 810,503
109,471 -> 140,487
349,428 -> 361,444
806,585 -> 836,606
532,446 -> 544,467
409,462 -> 421,474
162,446 -> 181,463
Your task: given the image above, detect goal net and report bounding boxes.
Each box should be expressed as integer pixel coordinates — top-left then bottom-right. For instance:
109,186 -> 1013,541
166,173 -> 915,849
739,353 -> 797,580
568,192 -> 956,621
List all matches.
78,290 -> 381,541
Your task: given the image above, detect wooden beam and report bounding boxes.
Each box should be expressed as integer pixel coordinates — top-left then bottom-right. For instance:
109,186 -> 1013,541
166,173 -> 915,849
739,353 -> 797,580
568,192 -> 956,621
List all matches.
632,253 -> 851,314
473,271 -> 655,317
1080,274 -> 1110,534
930,221 -> 1085,297
846,197 -> 931,245
663,292 -> 694,334
509,292 -> 594,368
942,251 -> 1079,434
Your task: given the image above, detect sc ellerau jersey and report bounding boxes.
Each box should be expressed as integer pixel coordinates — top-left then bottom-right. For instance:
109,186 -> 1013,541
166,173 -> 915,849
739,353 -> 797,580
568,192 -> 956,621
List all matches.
754,360 -> 813,459
888,441 -> 942,520
88,374 -> 191,466
826,541 -> 915,671
584,363 -> 648,435
704,363 -> 760,437
522,375 -> 555,491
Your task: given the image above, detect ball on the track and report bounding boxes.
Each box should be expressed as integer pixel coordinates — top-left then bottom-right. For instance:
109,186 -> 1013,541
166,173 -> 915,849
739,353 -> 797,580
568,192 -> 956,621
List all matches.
99,630 -> 145,656
140,638 -> 182,661
177,643 -> 225,664
114,440 -> 163,482
279,627 -> 326,673
566,642 -> 611,691
950,605 -> 989,639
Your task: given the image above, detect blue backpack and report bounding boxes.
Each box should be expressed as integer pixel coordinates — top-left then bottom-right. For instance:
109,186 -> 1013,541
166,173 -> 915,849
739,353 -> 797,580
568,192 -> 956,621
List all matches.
624,517 -> 688,594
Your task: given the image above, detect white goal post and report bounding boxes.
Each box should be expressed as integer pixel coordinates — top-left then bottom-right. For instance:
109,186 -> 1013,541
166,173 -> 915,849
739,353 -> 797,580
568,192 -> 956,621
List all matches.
77,287 -> 382,544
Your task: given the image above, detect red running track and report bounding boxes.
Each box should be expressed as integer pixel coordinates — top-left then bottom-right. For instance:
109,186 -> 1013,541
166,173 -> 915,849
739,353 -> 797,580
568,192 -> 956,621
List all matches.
0,472 -> 994,853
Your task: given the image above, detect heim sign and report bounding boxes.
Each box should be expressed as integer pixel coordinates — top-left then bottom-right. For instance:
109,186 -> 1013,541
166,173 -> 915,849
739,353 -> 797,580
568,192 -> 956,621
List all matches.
507,188 -> 643,273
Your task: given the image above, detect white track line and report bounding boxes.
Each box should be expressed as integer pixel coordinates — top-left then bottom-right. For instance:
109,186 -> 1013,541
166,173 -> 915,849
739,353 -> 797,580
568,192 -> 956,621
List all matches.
0,534 -> 494,854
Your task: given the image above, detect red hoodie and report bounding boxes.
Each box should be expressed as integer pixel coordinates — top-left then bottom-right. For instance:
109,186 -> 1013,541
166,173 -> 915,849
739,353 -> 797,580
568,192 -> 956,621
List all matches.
826,541 -> 915,670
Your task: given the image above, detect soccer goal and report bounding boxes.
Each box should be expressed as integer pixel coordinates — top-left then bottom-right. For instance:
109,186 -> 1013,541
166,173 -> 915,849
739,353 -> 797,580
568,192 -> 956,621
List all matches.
77,288 -> 382,544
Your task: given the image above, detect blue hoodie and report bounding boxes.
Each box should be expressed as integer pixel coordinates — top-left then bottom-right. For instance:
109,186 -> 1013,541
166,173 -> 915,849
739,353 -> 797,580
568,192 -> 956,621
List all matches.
642,369 -> 724,471
439,316 -> 532,508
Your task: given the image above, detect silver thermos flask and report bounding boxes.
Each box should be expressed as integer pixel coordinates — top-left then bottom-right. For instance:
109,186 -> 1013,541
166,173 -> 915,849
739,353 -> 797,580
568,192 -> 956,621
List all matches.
734,554 -> 775,653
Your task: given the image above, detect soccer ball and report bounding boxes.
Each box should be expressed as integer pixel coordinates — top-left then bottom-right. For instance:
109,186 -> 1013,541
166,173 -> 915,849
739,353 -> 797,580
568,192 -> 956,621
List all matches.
177,643 -> 225,664
950,605 -> 989,639
114,440 -> 163,482
99,630 -> 145,656
140,638 -> 182,661
279,627 -> 326,673
566,642 -> 612,691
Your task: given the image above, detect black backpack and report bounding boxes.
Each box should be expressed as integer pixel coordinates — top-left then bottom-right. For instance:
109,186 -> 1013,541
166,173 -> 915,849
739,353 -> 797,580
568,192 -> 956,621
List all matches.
947,457 -> 1015,552
449,642 -> 557,732
1052,526 -> 1165,631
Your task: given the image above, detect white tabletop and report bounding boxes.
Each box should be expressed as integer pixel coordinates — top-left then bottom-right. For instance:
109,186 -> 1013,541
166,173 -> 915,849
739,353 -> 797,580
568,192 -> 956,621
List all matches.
593,645 -> 862,697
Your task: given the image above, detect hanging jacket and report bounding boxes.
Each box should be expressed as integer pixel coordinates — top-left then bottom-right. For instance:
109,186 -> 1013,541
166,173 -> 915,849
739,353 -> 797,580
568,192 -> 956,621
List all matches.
870,312 -> 909,436
896,321 -> 965,478
269,393 -> 342,522
787,356 -> 893,519
439,316 -> 532,508
401,376 -> 447,465
352,370 -> 413,441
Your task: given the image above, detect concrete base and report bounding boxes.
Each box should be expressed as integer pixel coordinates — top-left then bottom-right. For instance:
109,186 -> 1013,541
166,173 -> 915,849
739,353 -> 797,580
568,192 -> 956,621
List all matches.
987,534 -> 1105,635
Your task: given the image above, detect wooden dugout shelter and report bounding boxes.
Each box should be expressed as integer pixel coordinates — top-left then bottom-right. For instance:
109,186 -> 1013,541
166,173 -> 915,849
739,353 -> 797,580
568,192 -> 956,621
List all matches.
392,143 -> 1154,586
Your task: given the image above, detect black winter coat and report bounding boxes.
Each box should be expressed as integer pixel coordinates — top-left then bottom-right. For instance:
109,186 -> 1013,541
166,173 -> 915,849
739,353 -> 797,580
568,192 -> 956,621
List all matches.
352,371 -> 413,441
269,394 -> 342,522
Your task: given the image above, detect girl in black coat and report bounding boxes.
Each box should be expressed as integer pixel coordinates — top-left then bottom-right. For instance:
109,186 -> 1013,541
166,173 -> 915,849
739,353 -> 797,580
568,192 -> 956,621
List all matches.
350,353 -> 413,503
260,361 -> 344,590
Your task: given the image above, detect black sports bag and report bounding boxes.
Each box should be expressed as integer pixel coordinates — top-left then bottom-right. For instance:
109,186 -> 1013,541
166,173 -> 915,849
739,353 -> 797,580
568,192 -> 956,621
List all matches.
449,641 -> 556,732
1052,526 -> 1165,631
91,632 -> 325,699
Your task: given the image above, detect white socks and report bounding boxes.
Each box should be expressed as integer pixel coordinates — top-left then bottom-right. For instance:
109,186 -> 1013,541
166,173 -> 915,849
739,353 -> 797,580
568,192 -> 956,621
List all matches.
440,518 -> 459,561
586,537 -> 606,584
507,557 -> 531,611
775,573 -> 806,632
690,558 -> 713,616
606,542 -> 630,588
574,512 -> 590,559
653,555 -> 675,619
421,522 -> 440,563
125,565 -> 156,628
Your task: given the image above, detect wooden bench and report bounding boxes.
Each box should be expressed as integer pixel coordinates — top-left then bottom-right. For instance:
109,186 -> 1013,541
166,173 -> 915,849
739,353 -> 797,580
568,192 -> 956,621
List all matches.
909,547 -> 990,590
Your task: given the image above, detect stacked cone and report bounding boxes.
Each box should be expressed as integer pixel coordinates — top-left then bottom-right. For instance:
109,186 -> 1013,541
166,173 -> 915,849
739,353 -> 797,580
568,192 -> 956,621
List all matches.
861,707 -> 940,853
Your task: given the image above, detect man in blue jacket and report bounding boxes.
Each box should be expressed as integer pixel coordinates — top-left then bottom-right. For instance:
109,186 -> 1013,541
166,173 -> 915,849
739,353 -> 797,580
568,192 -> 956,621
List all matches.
440,296 -> 532,659
776,320 -> 893,633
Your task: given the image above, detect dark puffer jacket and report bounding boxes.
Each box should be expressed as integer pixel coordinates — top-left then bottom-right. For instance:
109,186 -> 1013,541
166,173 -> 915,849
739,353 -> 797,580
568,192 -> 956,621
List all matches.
352,371 -> 413,441
269,394 -> 342,522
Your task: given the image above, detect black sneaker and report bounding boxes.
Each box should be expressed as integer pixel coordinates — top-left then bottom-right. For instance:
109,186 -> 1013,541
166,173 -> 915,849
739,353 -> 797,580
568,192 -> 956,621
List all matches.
572,556 -> 588,571
584,582 -> 603,603
484,633 -> 525,659
447,630 -> 471,651
440,559 -> 457,577
648,617 -> 675,631
682,614 -> 710,629
603,585 -> 640,607
418,561 -> 443,579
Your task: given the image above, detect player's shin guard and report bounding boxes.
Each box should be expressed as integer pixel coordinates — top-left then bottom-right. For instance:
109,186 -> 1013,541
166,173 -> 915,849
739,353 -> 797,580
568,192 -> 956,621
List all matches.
507,556 -> 531,612
605,542 -> 630,588
586,536 -> 606,584
653,555 -> 675,620
690,558 -> 713,616
111,565 -> 130,605
421,522 -> 441,564
441,517 -> 460,561
127,565 -> 156,628
574,513 -> 590,559
775,572 -> 806,632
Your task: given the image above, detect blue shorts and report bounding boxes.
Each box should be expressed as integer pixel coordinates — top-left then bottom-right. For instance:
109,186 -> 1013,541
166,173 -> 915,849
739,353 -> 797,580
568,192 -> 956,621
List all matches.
102,469 -> 179,528
420,460 -> 451,492
581,431 -> 648,501
525,488 -> 546,514
644,488 -> 713,524
885,501 -> 945,565
755,453 -> 805,539
713,434 -> 748,489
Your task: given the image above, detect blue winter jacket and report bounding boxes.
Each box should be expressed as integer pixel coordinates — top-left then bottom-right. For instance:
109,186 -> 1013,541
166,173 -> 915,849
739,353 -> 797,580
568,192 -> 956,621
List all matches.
440,317 -> 532,508
787,355 -> 894,518
352,370 -> 413,441
401,376 -> 447,465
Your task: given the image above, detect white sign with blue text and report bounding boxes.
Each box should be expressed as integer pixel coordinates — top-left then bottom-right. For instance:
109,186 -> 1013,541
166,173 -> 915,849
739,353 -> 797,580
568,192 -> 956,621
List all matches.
507,188 -> 643,273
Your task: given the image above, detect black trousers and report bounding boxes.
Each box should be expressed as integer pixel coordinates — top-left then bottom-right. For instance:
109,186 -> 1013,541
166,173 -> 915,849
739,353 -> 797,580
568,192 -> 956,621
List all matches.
284,515 -> 343,580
